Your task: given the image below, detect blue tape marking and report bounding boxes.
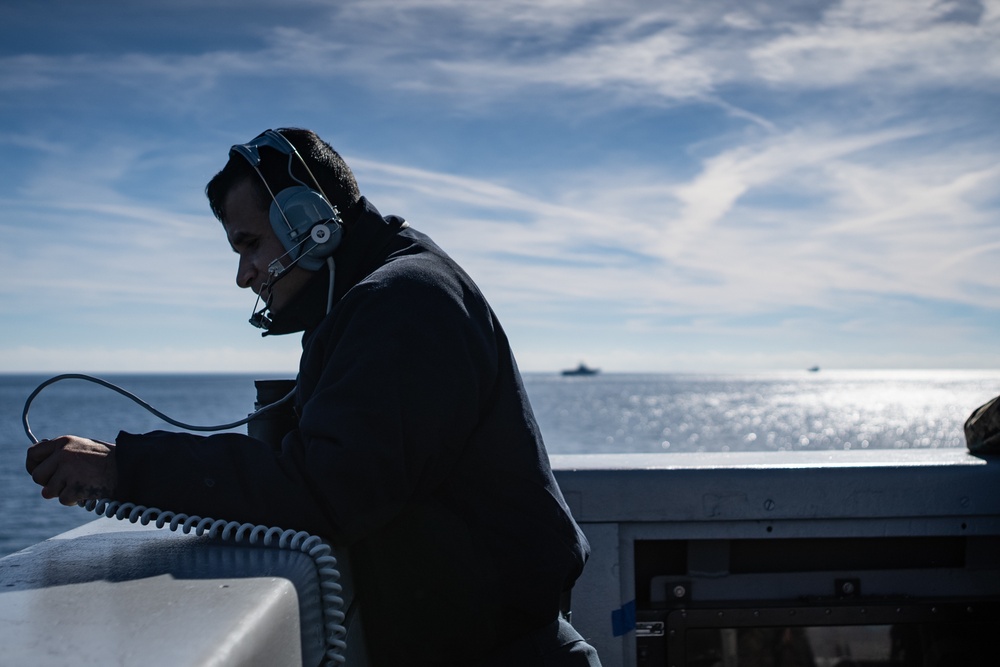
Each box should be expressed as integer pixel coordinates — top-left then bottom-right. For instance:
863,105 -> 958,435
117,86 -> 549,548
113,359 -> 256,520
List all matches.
611,599 -> 636,637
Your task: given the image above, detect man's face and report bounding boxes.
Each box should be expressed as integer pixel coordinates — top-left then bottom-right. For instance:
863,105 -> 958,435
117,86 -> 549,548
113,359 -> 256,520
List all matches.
222,179 -> 313,313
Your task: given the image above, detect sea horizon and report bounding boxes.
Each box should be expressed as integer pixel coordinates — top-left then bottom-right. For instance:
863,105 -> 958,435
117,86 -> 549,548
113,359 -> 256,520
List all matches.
3,369 -> 998,557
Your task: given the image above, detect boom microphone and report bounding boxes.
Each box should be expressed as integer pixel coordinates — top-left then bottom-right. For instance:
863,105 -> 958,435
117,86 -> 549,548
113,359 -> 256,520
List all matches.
248,255 -> 298,330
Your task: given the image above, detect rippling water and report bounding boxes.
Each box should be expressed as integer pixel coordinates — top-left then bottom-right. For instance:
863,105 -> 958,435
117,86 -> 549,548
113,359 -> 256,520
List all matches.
2,370 -> 998,556
525,370 -> 1000,454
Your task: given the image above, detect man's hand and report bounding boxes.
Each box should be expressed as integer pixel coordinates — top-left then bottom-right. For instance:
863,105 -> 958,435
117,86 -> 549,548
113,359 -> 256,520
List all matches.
25,436 -> 118,506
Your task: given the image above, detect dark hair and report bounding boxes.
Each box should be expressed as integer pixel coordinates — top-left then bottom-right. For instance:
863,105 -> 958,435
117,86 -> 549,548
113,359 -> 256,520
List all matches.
205,127 -> 361,223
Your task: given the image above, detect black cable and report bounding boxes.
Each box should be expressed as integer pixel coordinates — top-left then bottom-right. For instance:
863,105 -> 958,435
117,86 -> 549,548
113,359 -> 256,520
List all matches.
22,373 -> 294,444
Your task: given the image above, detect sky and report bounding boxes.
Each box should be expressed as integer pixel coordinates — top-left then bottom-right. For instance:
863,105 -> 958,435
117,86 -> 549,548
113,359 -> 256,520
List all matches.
1,0 -> 998,374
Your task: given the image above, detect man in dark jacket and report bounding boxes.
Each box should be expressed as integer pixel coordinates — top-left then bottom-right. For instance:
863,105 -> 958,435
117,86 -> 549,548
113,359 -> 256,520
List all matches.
26,128 -> 599,666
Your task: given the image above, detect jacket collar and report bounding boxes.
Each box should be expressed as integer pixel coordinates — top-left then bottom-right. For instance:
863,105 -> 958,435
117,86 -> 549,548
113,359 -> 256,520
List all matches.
263,197 -> 406,336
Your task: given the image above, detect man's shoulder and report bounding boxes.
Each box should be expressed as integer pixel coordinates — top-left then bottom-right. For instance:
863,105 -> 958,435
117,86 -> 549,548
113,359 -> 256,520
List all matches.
364,230 -> 475,295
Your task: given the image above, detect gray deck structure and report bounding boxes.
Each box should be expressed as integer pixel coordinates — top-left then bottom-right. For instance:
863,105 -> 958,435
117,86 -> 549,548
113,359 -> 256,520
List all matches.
1,448 -> 998,666
556,450 -> 1000,665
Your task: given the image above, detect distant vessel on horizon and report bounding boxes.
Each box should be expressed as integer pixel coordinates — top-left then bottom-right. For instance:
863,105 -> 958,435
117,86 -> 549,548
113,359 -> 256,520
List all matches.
808,366 -> 821,372
562,362 -> 599,377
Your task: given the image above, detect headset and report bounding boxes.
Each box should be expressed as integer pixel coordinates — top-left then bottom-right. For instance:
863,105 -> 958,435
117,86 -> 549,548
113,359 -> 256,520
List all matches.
230,129 -> 343,329
230,129 -> 343,272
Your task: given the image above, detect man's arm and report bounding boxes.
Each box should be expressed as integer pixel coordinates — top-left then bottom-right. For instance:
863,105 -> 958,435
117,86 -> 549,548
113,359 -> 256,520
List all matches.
25,436 -> 117,505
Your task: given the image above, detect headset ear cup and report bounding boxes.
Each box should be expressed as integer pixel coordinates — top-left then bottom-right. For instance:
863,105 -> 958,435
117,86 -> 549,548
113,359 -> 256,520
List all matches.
270,187 -> 343,271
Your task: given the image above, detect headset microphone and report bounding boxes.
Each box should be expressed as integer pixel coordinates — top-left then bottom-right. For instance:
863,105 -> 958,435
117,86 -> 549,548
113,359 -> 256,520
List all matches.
247,241 -> 310,330
249,300 -> 274,331
248,262 -> 286,331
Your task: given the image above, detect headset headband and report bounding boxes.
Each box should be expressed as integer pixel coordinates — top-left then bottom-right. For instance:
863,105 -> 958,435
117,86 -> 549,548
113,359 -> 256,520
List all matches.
230,129 -> 297,167
230,129 -> 334,207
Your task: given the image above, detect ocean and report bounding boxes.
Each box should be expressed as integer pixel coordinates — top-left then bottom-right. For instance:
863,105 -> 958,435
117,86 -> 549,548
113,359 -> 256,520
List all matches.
2,370 -> 998,557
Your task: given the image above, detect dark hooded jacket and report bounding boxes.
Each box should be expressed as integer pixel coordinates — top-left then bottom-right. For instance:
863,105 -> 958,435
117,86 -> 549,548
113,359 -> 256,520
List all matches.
114,198 -> 590,665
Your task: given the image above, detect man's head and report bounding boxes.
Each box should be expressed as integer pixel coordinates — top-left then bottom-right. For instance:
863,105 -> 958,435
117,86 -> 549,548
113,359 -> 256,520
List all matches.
205,128 -> 360,315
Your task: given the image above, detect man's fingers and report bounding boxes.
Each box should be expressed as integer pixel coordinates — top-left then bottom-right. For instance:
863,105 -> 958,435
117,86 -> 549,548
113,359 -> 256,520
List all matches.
58,486 -> 82,506
25,438 -> 61,474
40,474 -> 65,501
25,435 -> 116,505
29,448 -> 59,488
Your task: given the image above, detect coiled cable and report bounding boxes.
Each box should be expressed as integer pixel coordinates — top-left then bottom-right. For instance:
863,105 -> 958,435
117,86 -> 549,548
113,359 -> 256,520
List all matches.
23,374 -> 347,665
83,499 -> 347,665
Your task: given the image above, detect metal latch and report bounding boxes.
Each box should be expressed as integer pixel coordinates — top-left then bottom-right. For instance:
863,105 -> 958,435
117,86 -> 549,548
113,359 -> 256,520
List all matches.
636,621 -> 665,637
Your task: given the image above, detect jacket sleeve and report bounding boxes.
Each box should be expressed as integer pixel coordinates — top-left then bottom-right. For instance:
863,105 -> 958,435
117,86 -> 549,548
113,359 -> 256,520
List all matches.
114,258 -> 498,543
114,428 -> 337,536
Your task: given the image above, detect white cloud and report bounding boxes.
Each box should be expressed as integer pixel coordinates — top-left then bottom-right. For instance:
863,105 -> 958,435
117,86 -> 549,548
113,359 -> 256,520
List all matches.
353,116 -> 1000,317
321,0 -> 1000,112
1,0 -> 997,373
750,0 -> 1000,88
3,1 -> 996,113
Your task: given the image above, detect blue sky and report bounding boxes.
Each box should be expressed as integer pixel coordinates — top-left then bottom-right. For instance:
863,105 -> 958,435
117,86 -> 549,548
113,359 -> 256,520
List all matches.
1,0 -> 998,373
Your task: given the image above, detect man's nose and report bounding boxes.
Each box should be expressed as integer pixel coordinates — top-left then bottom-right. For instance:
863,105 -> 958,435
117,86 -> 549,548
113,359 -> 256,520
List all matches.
237,256 -> 256,289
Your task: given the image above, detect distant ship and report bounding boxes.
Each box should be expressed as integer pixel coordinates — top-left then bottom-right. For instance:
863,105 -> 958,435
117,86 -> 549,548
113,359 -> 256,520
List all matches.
808,366 -> 821,372
562,363 -> 599,377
